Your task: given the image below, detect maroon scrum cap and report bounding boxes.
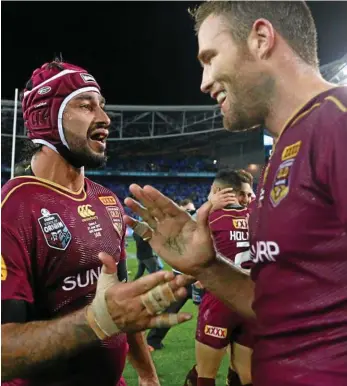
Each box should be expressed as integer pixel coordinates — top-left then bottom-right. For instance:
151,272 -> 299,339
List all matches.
21,61 -> 101,164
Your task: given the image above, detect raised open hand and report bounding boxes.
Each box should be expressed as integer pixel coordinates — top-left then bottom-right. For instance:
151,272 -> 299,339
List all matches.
124,184 -> 216,276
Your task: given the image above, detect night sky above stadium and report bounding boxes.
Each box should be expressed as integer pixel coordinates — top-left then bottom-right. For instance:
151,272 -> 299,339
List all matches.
2,1 -> 347,105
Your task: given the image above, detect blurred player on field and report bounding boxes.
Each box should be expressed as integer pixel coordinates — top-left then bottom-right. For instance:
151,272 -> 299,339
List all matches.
184,169 -> 254,386
1,59 -> 191,385
147,198 -> 197,351
125,2 -> 347,385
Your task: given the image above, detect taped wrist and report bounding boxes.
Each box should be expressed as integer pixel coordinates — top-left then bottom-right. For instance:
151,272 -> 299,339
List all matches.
87,266 -> 121,339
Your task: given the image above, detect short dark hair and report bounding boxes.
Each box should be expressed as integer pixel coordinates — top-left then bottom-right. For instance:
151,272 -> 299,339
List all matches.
178,198 -> 193,207
236,169 -> 254,186
190,1 -> 318,67
214,168 -> 244,191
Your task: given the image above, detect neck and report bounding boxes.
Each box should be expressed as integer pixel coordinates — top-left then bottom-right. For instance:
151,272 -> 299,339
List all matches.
31,146 -> 85,192
265,62 -> 336,140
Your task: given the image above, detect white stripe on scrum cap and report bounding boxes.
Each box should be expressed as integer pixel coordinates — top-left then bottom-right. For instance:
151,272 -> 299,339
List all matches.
57,86 -> 101,149
32,139 -> 59,154
23,69 -> 78,99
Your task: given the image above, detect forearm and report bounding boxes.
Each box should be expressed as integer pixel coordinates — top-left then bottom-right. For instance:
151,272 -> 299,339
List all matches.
127,332 -> 157,379
195,260 -> 256,319
1,307 -> 98,381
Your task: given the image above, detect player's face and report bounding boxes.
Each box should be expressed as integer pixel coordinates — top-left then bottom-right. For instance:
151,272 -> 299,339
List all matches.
198,14 -> 274,132
236,183 -> 253,207
63,91 -> 111,168
181,203 -> 196,212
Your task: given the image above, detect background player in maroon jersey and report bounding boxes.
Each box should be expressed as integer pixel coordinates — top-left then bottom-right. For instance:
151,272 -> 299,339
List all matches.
184,169 -> 253,386
1,60 -> 192,385
124,2 -> 347,385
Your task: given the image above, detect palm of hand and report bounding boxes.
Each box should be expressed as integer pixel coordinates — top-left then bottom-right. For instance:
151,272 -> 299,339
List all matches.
150,210 -> 215,275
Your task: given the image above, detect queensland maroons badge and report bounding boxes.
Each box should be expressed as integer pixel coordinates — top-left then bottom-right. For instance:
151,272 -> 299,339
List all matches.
38,208 -> 72,250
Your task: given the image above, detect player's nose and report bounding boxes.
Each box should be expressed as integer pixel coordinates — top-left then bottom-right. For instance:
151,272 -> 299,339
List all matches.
200,67 -> 213,94
96,107 -> 111,127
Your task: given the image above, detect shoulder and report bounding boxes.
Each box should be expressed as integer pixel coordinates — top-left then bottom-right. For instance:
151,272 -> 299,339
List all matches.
86,178 -> 124,208
1,176 -> 50,211
309,86 -> 347,131
209,206 -> 249,225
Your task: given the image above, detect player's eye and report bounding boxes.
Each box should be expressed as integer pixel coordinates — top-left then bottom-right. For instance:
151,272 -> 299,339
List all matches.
80,104 -> 93,111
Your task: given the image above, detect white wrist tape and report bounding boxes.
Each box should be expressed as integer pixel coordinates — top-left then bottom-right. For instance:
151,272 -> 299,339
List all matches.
90,265 -> 121,338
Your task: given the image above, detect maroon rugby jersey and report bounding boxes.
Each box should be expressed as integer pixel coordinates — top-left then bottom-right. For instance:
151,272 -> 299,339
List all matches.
249,87 -> 347,385
1,176 -> 128,386
209,205 -> 251,269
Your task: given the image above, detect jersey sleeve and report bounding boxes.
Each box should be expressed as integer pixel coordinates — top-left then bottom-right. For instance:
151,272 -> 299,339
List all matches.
1,223 -> 34,304
209,209 -> 251,270
209,210 -> 239,261
329,115 -> 347,229
314,114 -> 347,229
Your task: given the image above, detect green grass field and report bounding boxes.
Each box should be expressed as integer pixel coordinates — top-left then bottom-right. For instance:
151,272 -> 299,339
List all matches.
123,238 -> 229,385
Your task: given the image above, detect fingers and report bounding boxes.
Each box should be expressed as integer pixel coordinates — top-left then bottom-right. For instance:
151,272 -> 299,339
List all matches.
140,280 -> 188,315
124,197 -> 158,229
128,270 -> 175,297
129,185 -> 166,221
141,282 -> 177,314
194,281 -> 204,289
147,312 -> 192,329
132,220 -> 154,240
123,215 -> 154,243
123,214 -> 138,230
141,185 -> 185,217
98,252 -> 117,275
175,274 -> 196,287
218,194 -> 237,200
219,188 -> 234,194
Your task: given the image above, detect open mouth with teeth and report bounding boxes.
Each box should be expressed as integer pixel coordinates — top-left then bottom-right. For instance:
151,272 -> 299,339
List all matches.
88,129 -> 109,150
216,91 -> 227,115
217,91 -> 227,106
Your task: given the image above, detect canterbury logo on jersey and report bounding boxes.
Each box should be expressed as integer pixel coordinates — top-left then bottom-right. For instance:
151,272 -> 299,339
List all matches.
77,204 -> 96,219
